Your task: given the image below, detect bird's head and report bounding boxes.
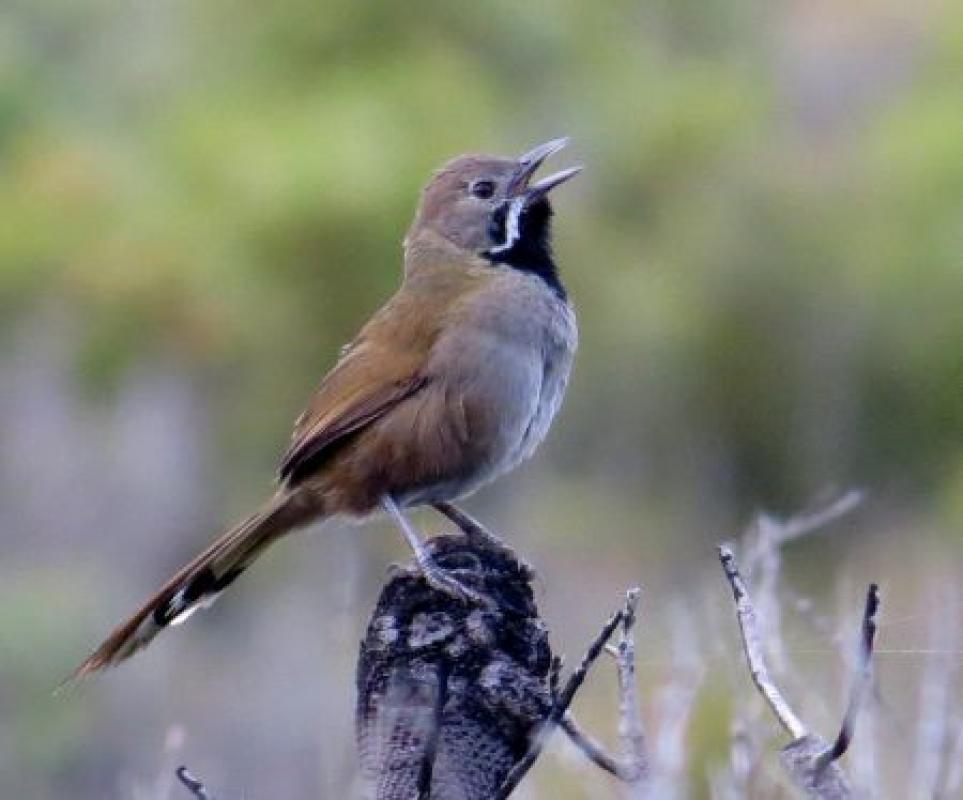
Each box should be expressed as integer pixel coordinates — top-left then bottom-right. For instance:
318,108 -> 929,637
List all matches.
407,138 -> 580,287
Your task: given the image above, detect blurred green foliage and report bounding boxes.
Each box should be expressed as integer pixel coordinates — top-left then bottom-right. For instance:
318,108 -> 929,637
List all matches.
3,0 -> 961,518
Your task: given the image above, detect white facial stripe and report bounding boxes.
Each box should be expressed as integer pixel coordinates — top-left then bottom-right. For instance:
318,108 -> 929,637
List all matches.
488,196 -> 526,255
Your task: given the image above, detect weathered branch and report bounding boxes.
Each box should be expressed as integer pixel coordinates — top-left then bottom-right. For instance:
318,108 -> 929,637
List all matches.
817,583 -> 880,768
560,714 -> 626,778
613,588 -> 647,783
719,544 -> 808,740
494,606 -> 624,799
772,490 -> 864,546
557,588 -> 648,785
357,533 -> 552,800
719,541 -> 883,799
740,491 -> 863,679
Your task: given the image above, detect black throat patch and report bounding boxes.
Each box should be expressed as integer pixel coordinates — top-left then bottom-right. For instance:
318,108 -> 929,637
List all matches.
484,199 -> 566,301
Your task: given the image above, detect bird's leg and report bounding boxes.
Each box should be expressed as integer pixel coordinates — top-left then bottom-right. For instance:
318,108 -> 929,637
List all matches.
434,502 -> 533,580
432,502 -> 508,549
382,496 -> 490,606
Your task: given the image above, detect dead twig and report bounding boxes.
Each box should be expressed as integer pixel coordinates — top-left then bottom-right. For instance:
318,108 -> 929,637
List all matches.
560,714 -> 626,778
494,605 -> 624,799
774,490 -> 864,547
741,491 -> 863,679
613,588 -> 647,783
176,766 -> 214,800
556,588 -> 647,786
719,545 -> 882,799
719,544 -> 807,740
817,583 -> 880,768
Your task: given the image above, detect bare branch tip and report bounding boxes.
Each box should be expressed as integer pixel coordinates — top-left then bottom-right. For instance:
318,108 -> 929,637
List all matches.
866,583 -> 881,619
718,544 -> 746,599
495,602 -> 627,798
623,586 -> 641,629
176,766 -> 213,800
817,581 -> 882,771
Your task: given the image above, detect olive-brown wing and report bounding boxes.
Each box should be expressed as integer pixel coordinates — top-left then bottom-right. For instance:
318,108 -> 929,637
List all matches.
279,258 -> 491,485
279,340 -> 431,484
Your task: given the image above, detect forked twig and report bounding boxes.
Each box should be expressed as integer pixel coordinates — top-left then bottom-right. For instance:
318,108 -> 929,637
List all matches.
719,543 -> 882,799
741,491 -> 863,679
556,588 -> 647,785
495,607 -> 625,798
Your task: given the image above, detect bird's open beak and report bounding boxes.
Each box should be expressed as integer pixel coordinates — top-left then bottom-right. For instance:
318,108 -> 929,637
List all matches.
508,137 -> 582,201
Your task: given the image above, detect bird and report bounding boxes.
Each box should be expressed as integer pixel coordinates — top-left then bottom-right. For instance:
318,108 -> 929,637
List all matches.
71,138 -> 580,679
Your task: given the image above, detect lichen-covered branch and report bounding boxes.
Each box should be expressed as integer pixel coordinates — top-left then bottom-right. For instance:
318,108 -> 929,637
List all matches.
356,532 -> 552,800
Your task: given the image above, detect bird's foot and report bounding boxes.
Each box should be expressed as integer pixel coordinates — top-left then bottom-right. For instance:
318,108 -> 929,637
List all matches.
383,495 -> 496,607
433,502 -> 533,578
433,502 -> 507,548
415,547 -> 495,608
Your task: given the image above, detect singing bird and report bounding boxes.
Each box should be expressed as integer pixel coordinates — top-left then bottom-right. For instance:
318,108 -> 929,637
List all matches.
73,138 -> 580,678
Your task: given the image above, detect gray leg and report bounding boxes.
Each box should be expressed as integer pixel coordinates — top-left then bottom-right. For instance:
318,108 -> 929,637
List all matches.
382,497 -> 489,605
434,502 -> 534,581
433,502 -> 509,549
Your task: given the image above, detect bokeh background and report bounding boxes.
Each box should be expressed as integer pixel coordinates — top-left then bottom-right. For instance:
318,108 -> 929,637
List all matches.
2,0 -> 962,797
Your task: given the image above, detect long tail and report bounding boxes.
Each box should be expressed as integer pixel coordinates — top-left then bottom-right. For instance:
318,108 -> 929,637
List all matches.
69,490 -> 312,681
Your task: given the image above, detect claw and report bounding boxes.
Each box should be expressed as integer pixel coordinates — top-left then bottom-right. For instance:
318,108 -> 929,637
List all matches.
416,552 -> 496,608
383,495 -> 495,608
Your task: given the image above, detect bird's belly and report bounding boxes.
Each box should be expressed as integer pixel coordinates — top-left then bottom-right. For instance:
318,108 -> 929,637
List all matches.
395,351 -> 542,506
401,303 -> 576,506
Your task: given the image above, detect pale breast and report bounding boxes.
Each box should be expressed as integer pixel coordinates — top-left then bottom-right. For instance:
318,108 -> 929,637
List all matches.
511,296 -> 577,468
426,268 -> 577,496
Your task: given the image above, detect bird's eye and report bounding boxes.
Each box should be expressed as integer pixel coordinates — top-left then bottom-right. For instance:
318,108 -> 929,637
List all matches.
469,179 -> 495,200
